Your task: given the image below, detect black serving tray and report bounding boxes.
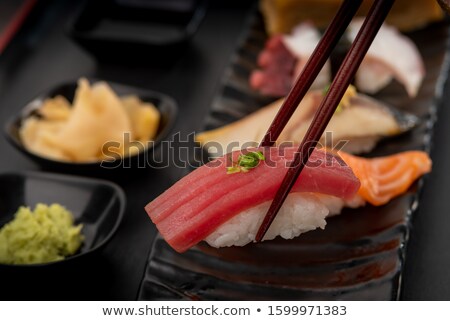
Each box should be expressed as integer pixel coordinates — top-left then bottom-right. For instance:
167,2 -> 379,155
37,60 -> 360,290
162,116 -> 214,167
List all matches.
138,13 -> 450,300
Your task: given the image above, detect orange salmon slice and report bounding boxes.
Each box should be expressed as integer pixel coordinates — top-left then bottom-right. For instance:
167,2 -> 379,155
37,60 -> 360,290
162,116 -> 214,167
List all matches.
339,151 -> 432,206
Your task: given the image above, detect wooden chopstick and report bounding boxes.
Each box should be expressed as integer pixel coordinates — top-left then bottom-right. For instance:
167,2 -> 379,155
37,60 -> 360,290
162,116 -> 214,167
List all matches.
0,0 -> 37,54
260,0 -> 363,147
255,0 -> 395,242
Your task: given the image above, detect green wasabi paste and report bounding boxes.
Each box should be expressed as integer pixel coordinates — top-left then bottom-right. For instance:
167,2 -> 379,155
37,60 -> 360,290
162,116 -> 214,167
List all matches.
0,203 -> 84,265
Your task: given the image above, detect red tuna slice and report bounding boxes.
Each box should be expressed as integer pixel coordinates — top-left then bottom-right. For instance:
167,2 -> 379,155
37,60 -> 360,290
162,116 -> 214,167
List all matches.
149,146 -> 347,225
145,147 -> 360,253
250,70 -> 294,97
249,35 -> 296,97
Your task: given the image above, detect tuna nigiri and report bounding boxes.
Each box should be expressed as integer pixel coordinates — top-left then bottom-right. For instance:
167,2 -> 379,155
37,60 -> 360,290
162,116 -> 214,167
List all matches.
145,147 -> 431,253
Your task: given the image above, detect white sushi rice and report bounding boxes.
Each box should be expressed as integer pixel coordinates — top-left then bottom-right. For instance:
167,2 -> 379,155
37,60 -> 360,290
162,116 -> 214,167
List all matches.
314,194 -> 365,217
205,193 -> 330,248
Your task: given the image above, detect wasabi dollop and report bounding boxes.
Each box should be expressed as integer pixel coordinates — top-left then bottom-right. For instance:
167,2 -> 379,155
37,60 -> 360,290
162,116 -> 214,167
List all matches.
0,203 -> 84,265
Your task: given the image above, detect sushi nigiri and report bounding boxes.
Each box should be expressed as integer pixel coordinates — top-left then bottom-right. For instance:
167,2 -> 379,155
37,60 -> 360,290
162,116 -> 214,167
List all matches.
250,22 -> 331,97
145,147 -> 431,253
339,150 -> 432,206
250,19 -> 425,98
196,87 -> 418,157
349,18 -> 425,97
249,35 -> 296,97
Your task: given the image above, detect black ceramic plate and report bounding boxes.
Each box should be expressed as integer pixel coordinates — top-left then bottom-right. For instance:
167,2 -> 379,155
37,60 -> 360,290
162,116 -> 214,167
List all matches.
138,14 -> 450,300
4,79 -> 177,174
0,171 -> 126,267
68,0 -> 207,60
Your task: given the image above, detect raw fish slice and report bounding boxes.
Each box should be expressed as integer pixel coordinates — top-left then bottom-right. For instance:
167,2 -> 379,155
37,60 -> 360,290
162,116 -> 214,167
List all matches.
249,35 -> 296,96
283,22 -> 331,89
196,90 -> 418,157
354,60 -> 393,95
349,19 -> 425,97
146,147 -> 360,252
250,23 -> 330,97
286,94 -> 417,154
196,92 -> 319,156
339,151 -> 432,206
150,147 -> 358,224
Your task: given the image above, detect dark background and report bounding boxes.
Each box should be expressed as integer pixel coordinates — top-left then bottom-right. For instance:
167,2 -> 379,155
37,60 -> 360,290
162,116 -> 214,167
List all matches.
0,0 -> 448,300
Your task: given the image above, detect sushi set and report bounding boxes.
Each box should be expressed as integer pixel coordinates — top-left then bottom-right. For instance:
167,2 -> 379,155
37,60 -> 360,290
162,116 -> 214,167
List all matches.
139,2 -> 450,300
0,0 -> 450,300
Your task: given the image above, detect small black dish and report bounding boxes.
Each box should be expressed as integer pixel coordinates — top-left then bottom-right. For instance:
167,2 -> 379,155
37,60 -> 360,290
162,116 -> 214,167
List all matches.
4,79 -> 177,175
68,0 -> 207,62
0,171 -> 126,268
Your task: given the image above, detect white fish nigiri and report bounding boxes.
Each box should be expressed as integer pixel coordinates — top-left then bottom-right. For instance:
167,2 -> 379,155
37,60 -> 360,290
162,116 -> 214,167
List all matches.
348,18 -> 425,97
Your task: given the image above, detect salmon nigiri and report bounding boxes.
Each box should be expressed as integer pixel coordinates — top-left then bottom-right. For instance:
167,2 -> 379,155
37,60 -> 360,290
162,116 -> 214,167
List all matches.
339,150 -> 432,206
145,147 -> 431,253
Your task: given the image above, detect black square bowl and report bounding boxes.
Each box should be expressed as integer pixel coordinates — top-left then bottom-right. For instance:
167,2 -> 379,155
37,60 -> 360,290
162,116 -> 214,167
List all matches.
4,79 -> 177,175
0,171 -> 126,268
0,171 -> 126,299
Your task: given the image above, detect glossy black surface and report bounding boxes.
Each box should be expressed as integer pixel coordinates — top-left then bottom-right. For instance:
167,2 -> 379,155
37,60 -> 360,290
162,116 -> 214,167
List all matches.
0,0 -> 450,300
4,79 -> 178,175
